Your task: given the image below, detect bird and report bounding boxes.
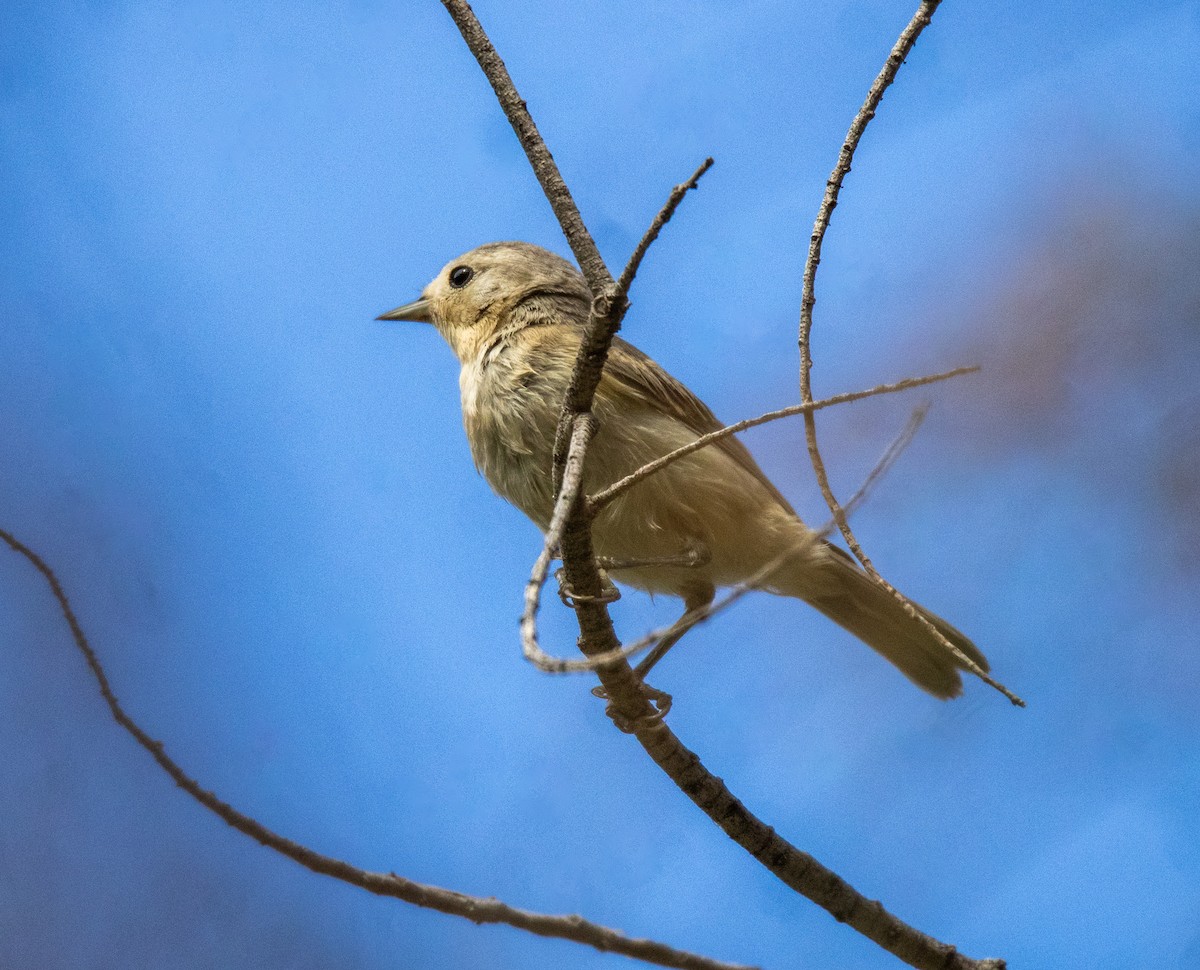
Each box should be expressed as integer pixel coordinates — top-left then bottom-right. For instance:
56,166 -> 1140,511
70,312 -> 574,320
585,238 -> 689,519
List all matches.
378,241 -> 988,698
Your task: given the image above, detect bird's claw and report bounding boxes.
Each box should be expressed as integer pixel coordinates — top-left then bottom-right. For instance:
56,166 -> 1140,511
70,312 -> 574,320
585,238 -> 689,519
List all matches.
591,681 -> 673,732
555,566 -> 621,607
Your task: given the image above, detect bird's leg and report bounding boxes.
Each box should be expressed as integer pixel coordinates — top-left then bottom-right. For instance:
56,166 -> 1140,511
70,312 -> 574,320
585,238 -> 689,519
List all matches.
595,543 -> 712,572
632,584 -> 716,681
590,582 -> 715,725
557,542 -> 710,608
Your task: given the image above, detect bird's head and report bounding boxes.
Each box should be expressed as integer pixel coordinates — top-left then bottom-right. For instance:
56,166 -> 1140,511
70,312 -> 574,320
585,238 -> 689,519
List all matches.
378,241 -> 590,361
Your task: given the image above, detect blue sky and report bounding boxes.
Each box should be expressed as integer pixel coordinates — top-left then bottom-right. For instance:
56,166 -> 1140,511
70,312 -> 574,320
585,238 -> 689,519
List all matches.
2,2 -> 1198,968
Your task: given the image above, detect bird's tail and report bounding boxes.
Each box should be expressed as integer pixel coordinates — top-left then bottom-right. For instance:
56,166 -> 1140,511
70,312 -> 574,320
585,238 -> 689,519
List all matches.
779,545 -> 988,699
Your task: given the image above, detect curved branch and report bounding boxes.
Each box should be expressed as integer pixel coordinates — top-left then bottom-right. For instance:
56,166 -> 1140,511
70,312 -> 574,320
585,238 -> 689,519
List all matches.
0,527 -> 752,970
799,0 -> 943,385
795,1 -> 1023,706
534,435 -> 1008,970
521,413 -> 643,674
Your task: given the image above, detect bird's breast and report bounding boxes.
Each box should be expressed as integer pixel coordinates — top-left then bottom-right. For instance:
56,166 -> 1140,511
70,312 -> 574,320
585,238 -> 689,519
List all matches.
459,343 -> 563,528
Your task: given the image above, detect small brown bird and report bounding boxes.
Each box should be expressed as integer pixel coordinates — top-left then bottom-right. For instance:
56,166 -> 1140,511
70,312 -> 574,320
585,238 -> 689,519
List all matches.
379,242 -> 987,697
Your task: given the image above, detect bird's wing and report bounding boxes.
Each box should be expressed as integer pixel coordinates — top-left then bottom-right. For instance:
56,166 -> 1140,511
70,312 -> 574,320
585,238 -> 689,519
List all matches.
603,337 -> 797,516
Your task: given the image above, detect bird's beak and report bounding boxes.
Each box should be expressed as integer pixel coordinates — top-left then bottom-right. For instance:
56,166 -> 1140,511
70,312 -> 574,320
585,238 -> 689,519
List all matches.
376,297 -> 432,323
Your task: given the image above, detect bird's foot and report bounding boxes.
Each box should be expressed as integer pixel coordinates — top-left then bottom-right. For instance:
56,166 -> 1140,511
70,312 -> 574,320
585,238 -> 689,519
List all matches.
554,567 -> 621,607
591,680 -> 673,732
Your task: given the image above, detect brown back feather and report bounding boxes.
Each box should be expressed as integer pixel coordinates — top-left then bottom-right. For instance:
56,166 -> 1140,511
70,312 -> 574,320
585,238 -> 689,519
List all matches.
603,337 -> 797,516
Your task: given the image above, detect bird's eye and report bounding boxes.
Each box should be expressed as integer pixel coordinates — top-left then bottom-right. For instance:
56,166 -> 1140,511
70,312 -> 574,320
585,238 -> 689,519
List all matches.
449,265 -> 474,289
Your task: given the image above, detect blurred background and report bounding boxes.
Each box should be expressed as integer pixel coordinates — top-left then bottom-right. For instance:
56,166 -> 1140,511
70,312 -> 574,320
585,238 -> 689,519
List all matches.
1,2 -> 1197,968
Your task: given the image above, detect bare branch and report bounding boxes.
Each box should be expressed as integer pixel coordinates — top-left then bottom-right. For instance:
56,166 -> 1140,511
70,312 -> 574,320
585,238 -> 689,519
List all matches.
440,0 -> 608,290
798,0 -> 942,542
524,387 -> 966,675
0,527 -> 755,970
794,1 -> 1023,705
545,155 -> 714,493
623,703 -> 1007,970
617,157 -> 715,301
516,414 -> 1011,967
590,367 -> 977,513
799,0 -> 943,361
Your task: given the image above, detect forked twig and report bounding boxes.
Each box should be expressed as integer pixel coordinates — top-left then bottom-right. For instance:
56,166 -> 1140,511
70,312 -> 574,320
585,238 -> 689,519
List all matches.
796,0 -> 1024,707
0,527 -> 751,970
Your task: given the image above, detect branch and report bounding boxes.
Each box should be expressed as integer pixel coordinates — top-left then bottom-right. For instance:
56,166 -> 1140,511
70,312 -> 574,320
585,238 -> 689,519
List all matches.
537,405 -> 931,676
799,0 -> 943,365
521,414 -> 629,674
511,417 -> 1007,969
0,527 -> 753,970
440,0 -> 607,290
524,392 -> 947,676
439,0 -> 623,495
617,157 -> 715,301
795,1 -> 1023,706
590,367 -> 976,514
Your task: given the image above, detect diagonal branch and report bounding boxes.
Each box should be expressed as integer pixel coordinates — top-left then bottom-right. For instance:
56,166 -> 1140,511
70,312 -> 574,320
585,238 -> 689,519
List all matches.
617,157 -> 715,301
439,0 -> 622,500
440,0 -> 608,290
590,367 -> 976,514
0,527 -> 752,970
795,0 -> 1023,705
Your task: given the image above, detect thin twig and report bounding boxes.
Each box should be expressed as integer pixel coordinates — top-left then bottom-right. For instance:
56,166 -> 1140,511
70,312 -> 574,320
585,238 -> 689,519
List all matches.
616,157 -> 715,301
524,385 -> 960,674
795,0 -> 1023,706
840,404 -> 928,520
0,527 -> 752,970
590,367 -> 976,513
624,409 -> 935,663
800,0 -> 944,375
551,152 -> 713,493
551,155 -> 711,493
